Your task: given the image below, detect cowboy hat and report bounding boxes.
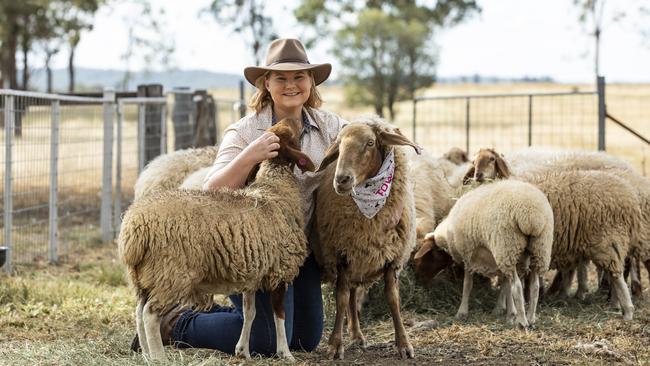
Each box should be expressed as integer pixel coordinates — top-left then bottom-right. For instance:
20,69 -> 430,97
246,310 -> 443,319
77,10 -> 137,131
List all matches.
244,38 -> 332,86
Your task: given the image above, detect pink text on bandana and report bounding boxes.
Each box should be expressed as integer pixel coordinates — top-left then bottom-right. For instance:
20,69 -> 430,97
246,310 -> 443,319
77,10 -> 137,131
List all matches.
375,174 -> 393,196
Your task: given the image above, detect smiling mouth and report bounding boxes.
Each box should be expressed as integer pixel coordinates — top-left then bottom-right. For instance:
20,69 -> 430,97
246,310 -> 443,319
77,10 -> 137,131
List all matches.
283,92 -> 301,96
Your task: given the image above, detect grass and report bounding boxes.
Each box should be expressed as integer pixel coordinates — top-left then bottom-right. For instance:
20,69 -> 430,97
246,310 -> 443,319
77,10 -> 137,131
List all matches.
1,242 -> 650,365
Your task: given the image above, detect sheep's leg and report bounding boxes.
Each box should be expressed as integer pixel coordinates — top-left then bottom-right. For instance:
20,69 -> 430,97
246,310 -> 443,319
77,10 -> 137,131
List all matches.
456,269 -> 473,319
611,273 -> 634,321
270,284 -> 294,361
546,271 -> 564,296
142,302 -> 165,360
505,280 -> 516,325
527,270 -> 540,325
560,269 -> 575,298
384,266 -> 414,359
327,265 -> 349,360
492,280 -> 507,316
575,261 -> 589,301
607,272 -> 621,311
235,291 -> 256,359
135,299 -> 149,355
347,286 -> 367,349
628,257 -> 642,297
511,271 -> 529,329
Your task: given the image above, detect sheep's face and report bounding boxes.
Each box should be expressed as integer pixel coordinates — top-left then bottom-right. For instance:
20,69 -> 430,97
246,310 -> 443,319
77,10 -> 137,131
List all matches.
463,148 -> 510,184
316,120 -> 421,195
413,232 -> 453,283
268,117 -> 315,172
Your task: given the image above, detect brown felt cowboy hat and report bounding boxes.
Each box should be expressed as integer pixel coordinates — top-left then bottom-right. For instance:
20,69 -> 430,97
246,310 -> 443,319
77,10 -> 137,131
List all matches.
244,38 -> 332,86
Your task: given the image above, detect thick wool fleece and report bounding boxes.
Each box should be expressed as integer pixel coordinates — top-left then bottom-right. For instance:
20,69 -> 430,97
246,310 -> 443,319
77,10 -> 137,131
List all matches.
118,159 -> 309,313
134,145 -> 218,200
315,147 -> 416,286
505,147 -> 633,177
434,180 -> 553,279
518,170 -> 641,275
409,153 -> 456,240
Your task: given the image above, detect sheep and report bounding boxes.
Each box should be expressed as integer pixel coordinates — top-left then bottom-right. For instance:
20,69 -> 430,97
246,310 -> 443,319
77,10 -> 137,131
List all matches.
133,145 -> 218,200
443,146 -> 470,165
414,179 -> 554,327
474,148 -> 650,299
118,117 -> 315,361
466,149 -> 641,320
313,116 -> 421,360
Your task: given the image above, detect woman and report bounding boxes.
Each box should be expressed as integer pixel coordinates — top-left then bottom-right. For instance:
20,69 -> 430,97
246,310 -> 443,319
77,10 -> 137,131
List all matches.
133,38 -> 346,356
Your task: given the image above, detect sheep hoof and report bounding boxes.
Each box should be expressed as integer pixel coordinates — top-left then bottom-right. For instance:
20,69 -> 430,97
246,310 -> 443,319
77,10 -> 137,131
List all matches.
622,307 -> 634,321
575,290 -> 587,301
397,342 -> 415,359
277,350 -> 295,362
455,311 -> 468,320
235,344 -> 251,359
327,343 -> 345,360
517,322 -> 531,332
351,335 -> 368,350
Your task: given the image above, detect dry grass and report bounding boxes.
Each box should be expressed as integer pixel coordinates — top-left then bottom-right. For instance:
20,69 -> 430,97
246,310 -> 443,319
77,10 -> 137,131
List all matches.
1,243 -> 649,365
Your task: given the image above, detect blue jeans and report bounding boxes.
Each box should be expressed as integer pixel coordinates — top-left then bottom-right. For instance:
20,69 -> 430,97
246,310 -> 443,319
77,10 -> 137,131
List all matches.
172,253 -> 323,355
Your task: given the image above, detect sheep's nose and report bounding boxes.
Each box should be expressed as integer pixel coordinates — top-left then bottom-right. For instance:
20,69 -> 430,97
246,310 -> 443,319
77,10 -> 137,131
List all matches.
475,172 -> 484,181
335,174 -> 352,186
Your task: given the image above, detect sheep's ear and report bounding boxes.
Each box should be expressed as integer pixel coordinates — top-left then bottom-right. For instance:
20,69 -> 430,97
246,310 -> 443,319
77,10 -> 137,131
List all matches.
283,145 -> 316,173
462,165 -> 475,185
495,154 -> 510,179
316,142 -> 339,172
414,234 -> 435,260
378,130 -> 422,154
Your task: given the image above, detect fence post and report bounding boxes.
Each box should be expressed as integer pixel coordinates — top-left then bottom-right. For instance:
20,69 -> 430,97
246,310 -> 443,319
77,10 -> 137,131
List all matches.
114,101 -> 124,233
597,76 -> 606,151
239,80 -> 246,119
138,102 -> 146,173
465,98 -> 471,154
3,95 -> 14,273
412,98 -> 417,143
49,101 -> 60,263
160,101 -> 167,154
101,88 -> 115,242
528,95 -> 533,147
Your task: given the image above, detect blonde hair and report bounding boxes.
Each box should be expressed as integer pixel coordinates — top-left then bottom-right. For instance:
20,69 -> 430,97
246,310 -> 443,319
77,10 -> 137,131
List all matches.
249,70 -> 323,114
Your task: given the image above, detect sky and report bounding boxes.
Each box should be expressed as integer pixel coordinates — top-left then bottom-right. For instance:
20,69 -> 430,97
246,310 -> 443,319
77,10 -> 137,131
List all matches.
48,0 -> 650,83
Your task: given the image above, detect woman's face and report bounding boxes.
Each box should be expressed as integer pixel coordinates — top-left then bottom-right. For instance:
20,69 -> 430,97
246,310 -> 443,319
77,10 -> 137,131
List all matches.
265,70 -> 312,110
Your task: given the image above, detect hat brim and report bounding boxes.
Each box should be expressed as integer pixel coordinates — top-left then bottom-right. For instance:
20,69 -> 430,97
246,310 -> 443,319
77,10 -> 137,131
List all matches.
244,63 -> 332,86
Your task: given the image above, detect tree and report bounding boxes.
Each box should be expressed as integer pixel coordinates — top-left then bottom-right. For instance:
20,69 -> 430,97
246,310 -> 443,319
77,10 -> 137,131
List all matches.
573,0 -> 648,81
120,0 -> 175,90
206,0 -> 277,65
296,0 -> 479,118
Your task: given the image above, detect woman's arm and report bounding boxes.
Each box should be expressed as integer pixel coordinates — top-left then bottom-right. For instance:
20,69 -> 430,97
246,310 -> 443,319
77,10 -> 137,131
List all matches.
203,131 -> 280,191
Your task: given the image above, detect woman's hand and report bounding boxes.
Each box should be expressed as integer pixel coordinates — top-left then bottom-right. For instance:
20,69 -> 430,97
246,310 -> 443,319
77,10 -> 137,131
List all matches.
241,132 -> 281,165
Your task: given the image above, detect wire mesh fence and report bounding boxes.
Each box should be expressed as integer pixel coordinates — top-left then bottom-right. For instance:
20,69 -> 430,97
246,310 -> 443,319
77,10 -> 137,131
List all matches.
412,91 -> 600,157
1,88 -> 242,272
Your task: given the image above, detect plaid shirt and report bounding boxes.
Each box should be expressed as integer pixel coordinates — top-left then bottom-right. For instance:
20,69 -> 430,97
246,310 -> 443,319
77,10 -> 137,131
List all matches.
204,105 -> 347,230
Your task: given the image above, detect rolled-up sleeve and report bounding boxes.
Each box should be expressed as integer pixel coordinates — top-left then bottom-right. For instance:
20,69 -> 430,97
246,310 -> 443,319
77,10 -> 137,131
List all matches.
203,127 -> 249,184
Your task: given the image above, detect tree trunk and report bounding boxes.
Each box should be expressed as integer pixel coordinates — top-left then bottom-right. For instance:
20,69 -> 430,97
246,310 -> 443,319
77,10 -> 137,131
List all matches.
68,45 -> 76,92
594,27 -> 600,79
1,13 -> 19,89
46,53 -> 53,93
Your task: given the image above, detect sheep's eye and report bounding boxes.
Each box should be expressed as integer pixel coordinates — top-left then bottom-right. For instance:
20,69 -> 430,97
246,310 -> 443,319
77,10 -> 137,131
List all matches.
367,140 -> 375,147
489,156 -> 495,162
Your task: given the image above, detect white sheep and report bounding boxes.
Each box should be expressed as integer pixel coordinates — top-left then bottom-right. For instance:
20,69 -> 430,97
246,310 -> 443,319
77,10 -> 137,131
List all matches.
133,145 -> 218,200
414,179 -> 554,328
118,118 -> 315,361
467,149 -> 641,320
313,116 -> 421,360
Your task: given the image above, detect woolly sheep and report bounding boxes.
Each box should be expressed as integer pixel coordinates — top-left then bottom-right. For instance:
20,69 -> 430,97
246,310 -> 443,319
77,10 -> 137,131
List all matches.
443,146 -> 470,165
467,149 -> 640,320
313,116 -> 421,360
118,118 -> 316,361
133,145 -> 218,200
474,148 -> 650,299
414,180 -> 554,328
